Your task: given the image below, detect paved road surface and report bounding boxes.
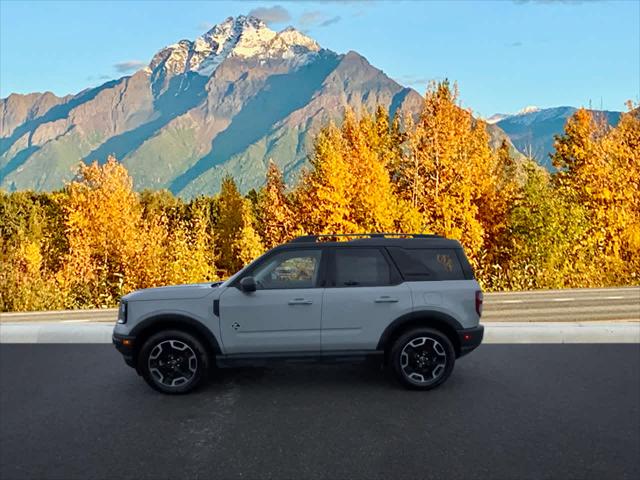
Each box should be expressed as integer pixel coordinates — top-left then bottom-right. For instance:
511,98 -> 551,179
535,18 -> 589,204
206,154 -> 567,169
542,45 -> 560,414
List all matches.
484,287 -> 639,322
1,344 -> 638,480
1,286 -> 637,324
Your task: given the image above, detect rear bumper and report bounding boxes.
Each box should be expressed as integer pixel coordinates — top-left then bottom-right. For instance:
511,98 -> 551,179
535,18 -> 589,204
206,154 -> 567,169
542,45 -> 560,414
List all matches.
457,324 -> 484,357
112,332 -> 136,368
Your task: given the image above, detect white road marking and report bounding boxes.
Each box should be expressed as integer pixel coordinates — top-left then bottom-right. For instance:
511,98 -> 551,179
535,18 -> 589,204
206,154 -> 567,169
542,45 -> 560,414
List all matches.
489,296 -> 636,304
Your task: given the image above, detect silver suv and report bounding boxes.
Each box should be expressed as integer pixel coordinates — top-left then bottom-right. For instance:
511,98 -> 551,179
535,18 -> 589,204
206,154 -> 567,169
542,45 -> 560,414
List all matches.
113,234 -> 484,394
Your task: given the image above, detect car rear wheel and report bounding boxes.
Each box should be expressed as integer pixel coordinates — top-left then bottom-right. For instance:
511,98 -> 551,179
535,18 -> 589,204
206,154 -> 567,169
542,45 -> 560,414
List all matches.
390,327 -> 455,390
138,330 -> 210,394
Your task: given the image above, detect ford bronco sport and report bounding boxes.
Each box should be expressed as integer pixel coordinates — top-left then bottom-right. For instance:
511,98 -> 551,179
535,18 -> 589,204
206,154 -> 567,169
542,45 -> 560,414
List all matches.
113,233 -> 484,394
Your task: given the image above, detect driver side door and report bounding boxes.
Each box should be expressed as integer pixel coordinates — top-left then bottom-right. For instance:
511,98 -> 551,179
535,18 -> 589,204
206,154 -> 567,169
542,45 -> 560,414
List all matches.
218,249 -> 325,354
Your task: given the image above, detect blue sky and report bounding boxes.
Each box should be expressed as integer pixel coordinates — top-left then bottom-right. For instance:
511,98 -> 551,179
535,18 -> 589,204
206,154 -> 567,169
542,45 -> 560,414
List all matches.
1,0 -> 638,116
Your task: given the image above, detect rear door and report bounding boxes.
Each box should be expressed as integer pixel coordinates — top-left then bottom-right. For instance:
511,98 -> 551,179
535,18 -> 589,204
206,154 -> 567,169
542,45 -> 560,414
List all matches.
386,247 -> 480,328
321,247 -> 413,351
219,248 -> 325,354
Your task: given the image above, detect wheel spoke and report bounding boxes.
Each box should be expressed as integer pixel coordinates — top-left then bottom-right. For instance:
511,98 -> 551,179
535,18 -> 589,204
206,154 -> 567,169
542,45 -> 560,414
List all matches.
149,367 -> 164,383
149,344 -> 163,360
171,377 -> 188,387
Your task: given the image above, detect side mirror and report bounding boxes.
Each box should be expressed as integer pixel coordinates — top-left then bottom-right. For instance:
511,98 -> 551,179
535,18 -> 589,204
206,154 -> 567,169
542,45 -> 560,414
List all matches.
239,276 -> 257,293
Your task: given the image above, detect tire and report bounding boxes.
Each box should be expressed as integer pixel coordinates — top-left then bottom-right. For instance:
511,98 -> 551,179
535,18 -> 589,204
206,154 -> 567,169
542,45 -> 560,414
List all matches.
138,330 -> 210,394
390,327 -> 455,390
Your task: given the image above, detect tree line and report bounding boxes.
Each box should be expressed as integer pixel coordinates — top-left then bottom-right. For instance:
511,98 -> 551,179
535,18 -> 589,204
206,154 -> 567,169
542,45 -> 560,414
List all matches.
1,81 -> 638,311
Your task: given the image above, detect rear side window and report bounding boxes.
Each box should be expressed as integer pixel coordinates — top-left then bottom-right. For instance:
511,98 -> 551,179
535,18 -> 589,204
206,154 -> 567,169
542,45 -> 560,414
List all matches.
333,248 -> 392,287
387,247 -> 467,281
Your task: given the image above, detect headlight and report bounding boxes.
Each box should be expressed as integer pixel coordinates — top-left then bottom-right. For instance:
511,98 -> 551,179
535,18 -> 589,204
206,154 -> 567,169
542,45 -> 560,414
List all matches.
117,301 -> 128,324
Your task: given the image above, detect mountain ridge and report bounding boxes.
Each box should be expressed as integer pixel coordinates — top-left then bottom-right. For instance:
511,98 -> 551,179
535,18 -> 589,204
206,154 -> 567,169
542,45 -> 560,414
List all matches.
494,106 -> 622,168
0,15 -> 518,197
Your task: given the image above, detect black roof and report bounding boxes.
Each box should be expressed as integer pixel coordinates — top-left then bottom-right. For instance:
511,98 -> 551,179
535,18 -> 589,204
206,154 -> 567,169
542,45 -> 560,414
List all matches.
281,233 -> 462,249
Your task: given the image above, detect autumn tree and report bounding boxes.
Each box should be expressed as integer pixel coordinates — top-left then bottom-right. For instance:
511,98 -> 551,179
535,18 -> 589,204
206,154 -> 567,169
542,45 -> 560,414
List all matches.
256,161 -> 297,249
474,139 -> 522,280
60,157 -> 145,307
340,109 -> 403,231
293,122 -> 357,234
3,95 -> 639,313
605,105 -> 640,279
0,191 -> 65,311
162,204 -> 217,284
499,161 -> 593,289
553,105 -> 640,283
395,81 -> 502,267
294,108 -> 420,235
216,176 -> 263,275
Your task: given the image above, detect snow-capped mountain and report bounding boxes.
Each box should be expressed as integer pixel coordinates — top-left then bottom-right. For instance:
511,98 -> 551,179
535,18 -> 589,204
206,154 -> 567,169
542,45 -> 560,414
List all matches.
486,106 -> 541,124
494,106 -> 621,168
149,16 -> 320,79
486,113 -> 510,124
0,15 -> 515,196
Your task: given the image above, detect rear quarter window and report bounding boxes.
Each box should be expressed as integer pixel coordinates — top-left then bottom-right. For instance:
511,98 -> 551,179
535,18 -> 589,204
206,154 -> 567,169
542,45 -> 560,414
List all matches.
387,247 -> 469,281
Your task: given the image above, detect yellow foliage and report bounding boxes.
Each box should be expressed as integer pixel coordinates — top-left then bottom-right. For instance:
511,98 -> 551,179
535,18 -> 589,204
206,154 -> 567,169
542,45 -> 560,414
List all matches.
216,176 -> 264,275
397,81 -> 504,268
293,108 -> 419,236
552,105 -> 640,283
1,91 -> 638,312
257,161 -> 297,249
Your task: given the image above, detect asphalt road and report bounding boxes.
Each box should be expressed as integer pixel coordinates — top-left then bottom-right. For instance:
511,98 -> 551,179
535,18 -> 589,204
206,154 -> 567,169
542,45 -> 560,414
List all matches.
1,286 -> 638,323
1,344 -> 639,480
484,287 -> 640,322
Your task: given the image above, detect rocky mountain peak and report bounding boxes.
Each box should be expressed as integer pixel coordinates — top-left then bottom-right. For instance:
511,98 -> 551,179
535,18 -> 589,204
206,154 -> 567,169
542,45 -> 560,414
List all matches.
148,15 -> 321,78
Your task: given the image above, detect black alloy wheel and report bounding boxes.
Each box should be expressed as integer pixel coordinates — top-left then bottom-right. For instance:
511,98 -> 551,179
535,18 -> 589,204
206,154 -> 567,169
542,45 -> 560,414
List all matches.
391,327 -> 455,390
138,330 -> 209,394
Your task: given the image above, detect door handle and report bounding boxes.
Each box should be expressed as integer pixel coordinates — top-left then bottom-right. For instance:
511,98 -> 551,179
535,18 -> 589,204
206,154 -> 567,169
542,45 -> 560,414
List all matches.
288,298 -> 313,305
375,296 -> 399,303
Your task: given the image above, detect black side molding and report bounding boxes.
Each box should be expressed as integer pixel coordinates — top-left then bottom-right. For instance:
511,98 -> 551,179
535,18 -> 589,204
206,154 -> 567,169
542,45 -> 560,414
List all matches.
216,350 -> 383,368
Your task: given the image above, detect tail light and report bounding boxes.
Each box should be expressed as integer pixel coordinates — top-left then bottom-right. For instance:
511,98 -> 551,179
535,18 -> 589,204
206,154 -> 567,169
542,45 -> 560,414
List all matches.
475,290 -> 483,316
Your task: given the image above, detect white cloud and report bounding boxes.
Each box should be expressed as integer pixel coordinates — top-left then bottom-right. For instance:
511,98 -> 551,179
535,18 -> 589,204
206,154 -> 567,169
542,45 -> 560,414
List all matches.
248,5 -> 291,25
299,11 -> 342,29
395,74 -> 432,88
198,21 -> 214,31
114,60 -> 146,73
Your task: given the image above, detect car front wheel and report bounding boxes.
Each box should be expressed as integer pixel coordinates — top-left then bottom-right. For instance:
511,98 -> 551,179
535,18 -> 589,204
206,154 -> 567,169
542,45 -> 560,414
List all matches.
138,330 -> 210,394
390,327 -> 455,390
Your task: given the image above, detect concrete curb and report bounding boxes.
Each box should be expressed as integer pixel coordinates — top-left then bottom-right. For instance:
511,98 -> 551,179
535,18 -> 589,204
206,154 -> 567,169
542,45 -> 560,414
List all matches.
1,321 -> 638,344
484,322 -> 640,344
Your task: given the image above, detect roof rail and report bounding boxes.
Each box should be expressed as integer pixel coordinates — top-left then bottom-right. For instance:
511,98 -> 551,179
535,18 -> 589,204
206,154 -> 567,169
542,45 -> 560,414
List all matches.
289,233 -> 443,243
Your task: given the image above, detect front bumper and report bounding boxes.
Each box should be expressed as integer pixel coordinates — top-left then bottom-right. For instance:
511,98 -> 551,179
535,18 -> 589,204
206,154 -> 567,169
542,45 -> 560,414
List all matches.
457,324 -> 484,357
112,332 -> 136,368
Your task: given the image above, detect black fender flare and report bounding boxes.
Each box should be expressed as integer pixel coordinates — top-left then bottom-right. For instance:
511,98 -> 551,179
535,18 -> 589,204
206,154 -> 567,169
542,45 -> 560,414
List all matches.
129,314 -> 222,357
376,310 -> 463,352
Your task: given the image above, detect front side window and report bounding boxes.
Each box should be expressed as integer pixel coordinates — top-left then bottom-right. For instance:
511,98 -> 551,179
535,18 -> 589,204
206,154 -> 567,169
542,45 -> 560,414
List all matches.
333,248 -> 392,287
252,250 -> 322,289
